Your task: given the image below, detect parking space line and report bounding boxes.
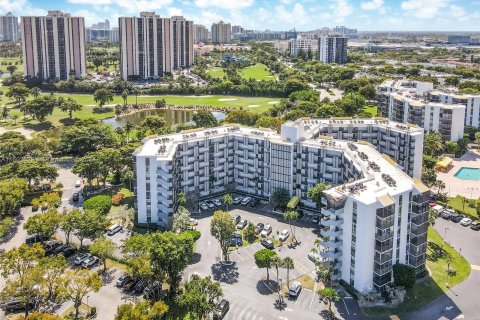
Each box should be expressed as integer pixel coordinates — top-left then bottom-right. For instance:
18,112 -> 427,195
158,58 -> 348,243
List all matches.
342,298 -> 350,315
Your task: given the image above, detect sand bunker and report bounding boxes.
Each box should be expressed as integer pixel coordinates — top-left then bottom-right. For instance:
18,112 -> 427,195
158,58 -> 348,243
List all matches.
248,105 -> 260,108
218,98 -> 238,101
268,101 -> 280,104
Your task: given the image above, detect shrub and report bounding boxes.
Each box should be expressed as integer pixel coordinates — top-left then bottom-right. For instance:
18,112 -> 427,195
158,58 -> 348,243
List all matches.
111,192 -> 125,206
339,279 -> 358,299
181,230 -> 201,241
83,195 -> 112,215
393,264 -> 416,289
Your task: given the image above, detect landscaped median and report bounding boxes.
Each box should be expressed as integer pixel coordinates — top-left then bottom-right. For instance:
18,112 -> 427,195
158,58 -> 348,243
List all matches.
361,228 -> 471,317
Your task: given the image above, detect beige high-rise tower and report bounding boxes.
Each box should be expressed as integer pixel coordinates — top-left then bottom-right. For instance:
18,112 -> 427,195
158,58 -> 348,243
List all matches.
211,21 -> 231,44
21,11 -> 86,80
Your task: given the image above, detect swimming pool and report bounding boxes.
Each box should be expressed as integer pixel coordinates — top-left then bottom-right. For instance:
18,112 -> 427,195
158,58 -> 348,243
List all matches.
454,167 -> 480,180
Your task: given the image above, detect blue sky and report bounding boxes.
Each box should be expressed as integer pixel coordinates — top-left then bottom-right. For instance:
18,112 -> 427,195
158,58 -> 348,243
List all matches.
1,0 -> 480,31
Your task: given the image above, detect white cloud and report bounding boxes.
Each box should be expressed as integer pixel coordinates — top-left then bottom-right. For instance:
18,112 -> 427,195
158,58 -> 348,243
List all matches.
68,0 -> 112,5
194,0 -> 254,10
449,4 -> 467,20
73,9 -> 103,26
331,0 -> 353,18
168,7 -> 183,16
361,0 -> 383,10
401,0 -> 450,19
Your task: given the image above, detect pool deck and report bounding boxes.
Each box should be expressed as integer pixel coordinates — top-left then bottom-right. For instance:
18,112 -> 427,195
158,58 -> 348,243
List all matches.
436,150 -> 480,199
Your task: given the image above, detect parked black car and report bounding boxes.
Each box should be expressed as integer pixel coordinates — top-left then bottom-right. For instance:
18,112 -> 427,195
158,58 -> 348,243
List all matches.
230,233 -> 242,246
232,215 -> 241,224
61,246 -> 76,257
470,221 -> 480,231
450,213 -> 463,223
123,279 -> 139,292
2,299 -> 35,313
52,244 -> 68,255
254,223 -> 264,235
134,279 -> 148,294
25,233 -> 48,244
250,199 -> 259,207
441,211 -> 451,220
143,282 -> 162,300
213,299 -> 230,320
261,239 -> 274,250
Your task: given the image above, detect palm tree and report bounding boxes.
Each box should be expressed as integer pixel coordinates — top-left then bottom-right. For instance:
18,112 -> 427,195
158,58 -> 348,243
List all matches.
270,255 -> 282,289
31,87 -> 41,98
124,121 -> 134,143
132,87 -> 141,108
318,287 -> 340,313
223,194 -> 233,212
282,257 -> 294,288
283,210 -> 299,242
121,89 -> 129,108
2,106 -> 8,122
12,115 -> 18,125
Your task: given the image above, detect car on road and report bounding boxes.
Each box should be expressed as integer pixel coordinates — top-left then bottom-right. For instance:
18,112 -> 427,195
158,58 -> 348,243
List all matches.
82,256 -> 99,268
279,230 -> 290,242
460,217 -> 472,226
241,197 -> 252,205
470,221 -> 480,230
107,224 -> 123,236
25,233 -> 48,244
213,199 -> 222,206
232,215 -> 241,224
116,274 -> 132,287
213,299 -> 230,320
230,233 -> 242,246
189,218 -> 199,226
123,278 -> 138,292
261,239 -> 274,250
233,197 -> 243,204
75,180 -> 82,188
199,202 -> 209,211
441,211 -> 451,220
250,199 -> 259,207
288,282 -> 302,298
205,200 -> 215,208
450,212 -> 464,223
74,253 -> 91,265
254,223 -> 264,235
308,252 -> 321,263
61,246 -> 76,257
72,192 -> 80,201
134,279 -> 148,293
236,219 -> 247,230
261,225 -> 272,237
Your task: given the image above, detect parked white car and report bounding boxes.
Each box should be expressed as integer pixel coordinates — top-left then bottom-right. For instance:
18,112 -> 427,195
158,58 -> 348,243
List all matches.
261,224 -> 272,237
460,217 -> 472,226
199,203 -> 209,211
241,197 -> 252,205
279,229 -> 290,241
233,197 -> 243,204
213,199 -> 222,206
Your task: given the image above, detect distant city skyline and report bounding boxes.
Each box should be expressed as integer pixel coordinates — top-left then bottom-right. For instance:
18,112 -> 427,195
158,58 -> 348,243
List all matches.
1,0 -> 480,31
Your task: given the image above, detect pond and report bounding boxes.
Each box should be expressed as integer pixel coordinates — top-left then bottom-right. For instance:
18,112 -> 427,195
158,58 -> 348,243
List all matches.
102,108 -> 226,129
40,108 -> 226,139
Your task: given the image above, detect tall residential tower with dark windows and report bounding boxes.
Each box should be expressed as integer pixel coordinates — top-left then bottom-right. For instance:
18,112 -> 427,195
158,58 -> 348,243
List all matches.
318,35 -> 348,64
21,11 -> 86,80
119,12 -> 193,80
0,12 -> 19,42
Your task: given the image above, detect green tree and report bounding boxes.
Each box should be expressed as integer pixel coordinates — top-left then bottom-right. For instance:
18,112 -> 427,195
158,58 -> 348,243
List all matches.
26,312 -> 63,320
121,89 -> 129,108
115,301 -> 168,320
23,95 -> 58,122
172,206 -> 191,233
282,257 -> 294,288
192,110 -> 217,128
475,132 -> 480,150
392,264 -> 416,289
176,274 -> 223,320
283,210 -> 299,242
59,97 -> 82,119
6,83 -> 30,107
72,153 -> 102,186
254,249 -> 276,281
6,65 -> 17,74
24,209 -> 61,238
271,188 -> 290,209
270,255 -> 283,288
307,182 -> 329,208
444,141 -> 459,155
30,87 -> 41,98
73,209 -> 108,249
60,269 -> 102,320
222,194 -> 233,212
224,110 -> 259,126
150,231 -> 194,297
2,105 -> 9,122
13,159 -> 58,187
424,131 -> 443,156
210,210 -> 236,262
141,115 -> 166,132
0,178 -> 27,216
0,244 -> 45,317
90,237 -> 117,273
0,217 -> 14,238
39,255 -> 68,302
318,287 -> 340,312
244,222 -> 256,242
121,234 -> 155,286
93,88 -> 114,109
82,195 -> 112,215
125,121 -> 134,143
445,76 -> 460,87
132,87 -> 141,107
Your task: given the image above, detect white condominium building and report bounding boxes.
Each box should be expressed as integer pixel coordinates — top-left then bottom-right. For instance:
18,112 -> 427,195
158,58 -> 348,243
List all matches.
119,12 -> 193,80
288,36 -> 317,56
378,80 -> 471,141
21,11 -> 86,80
211,21 -> 231,44
0,12 -> 19,42
134,119 -> 428,293
193,24 -> 209,44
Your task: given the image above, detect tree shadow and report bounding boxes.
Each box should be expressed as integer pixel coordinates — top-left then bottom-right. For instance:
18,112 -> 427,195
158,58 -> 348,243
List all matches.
59,117 -> 78,126
93,107 -> 113,114
274,298 -> 288,310
211,262 -> 239,284
427,241 -> 446,262
190,252 -> 202,265
23,121 -> 54,131
256,279 -> 278,295
319,310 -> 339,320
100,269 -> 116,284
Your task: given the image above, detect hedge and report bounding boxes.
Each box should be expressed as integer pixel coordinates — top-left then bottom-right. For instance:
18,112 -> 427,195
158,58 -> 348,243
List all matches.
83,195 -> 112,215
181,230 -> 201,241
339,279 -> 358,299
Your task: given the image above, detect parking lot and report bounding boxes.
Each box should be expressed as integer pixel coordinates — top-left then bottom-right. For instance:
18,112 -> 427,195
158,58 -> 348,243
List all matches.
186,202 -> 329,320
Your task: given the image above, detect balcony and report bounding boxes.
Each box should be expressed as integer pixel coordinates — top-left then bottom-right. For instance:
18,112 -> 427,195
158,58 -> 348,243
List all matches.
375,231 -> 394,242
320,226 -> 342,238
320,249 -> 342,260
320,237 -> 343,249
320,216 -> 343,228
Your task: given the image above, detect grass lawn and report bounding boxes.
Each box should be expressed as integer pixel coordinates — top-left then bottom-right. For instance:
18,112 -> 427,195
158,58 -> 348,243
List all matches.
240,63 -> 275,81
445,195 -> 479,219
0,92 -> 276,130
106,258 -> 128,271
206,67 -> 225,79
363,105 -> 378,117
362,228 -> 471,317
0,57 -> 23,73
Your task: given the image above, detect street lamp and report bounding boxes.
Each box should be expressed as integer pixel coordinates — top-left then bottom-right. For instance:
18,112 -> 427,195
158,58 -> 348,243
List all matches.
278,277 -> 283,304
444,227 -> 449,240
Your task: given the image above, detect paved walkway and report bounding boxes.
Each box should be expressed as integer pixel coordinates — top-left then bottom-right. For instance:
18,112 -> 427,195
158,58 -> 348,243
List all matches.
436,150 -> 480,198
